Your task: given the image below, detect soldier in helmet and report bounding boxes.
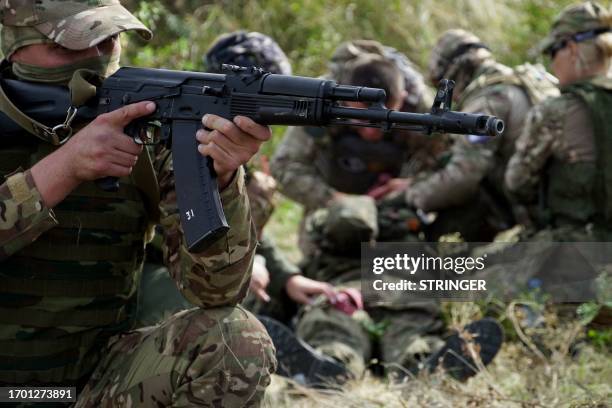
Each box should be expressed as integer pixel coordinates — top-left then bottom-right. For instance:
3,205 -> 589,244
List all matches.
482,1 -> 612,333
271,40 -> 446,251
267,40 -> 491,384
402,29 -> 559,241
0,1 -> 276,406
204,30 -> 293,75
505,1 -> 612,242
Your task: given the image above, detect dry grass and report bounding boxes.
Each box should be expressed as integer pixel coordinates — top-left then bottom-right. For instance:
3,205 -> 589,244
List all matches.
264,303 -> 611,407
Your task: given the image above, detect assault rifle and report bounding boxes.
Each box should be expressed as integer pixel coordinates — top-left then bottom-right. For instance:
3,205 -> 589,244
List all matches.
0,65 -> 504,252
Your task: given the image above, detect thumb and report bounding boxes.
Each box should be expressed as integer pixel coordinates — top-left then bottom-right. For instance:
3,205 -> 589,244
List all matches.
102,101 -> 156,128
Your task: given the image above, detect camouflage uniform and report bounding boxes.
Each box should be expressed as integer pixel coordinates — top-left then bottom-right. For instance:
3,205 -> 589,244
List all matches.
404,29 -> 559,241
295,196 -> 444,377
203,31 -> 302,313
0,2 -> 275,406
243,169 -> 301,321
270,40 -> 445,241
473,2 -> 612,303
505,2 -> 612,240
269,41 -> 447,377
139,173 -> 301,328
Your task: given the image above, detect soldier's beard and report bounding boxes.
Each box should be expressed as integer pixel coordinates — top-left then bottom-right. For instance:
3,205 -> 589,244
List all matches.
12,52 -> 120,85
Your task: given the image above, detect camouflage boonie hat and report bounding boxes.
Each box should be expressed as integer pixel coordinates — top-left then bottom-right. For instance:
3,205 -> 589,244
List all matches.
204,31 -> 292,75
428,29 -> 489,84
540,1 -> 611,55
1,0 -> 152,56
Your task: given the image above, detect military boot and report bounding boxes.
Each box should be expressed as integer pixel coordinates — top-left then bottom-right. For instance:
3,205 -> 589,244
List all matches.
258,315 -> 350,388
422,317 -> 504,381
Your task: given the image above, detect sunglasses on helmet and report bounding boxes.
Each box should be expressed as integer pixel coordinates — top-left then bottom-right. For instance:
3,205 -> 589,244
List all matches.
547,27 -> 611,58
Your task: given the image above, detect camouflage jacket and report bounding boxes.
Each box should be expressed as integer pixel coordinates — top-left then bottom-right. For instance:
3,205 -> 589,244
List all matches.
0,126 -> 256,383
505,75 -> 612,230
404,62 -> 533,212
271,125 -> 448,214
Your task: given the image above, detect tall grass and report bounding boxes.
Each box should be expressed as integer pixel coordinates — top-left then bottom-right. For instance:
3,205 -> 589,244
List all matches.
124,0 -> 577,74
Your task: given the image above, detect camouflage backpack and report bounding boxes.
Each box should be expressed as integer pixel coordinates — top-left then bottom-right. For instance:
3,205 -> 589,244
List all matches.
461,62 -> 560,106
329,40 -> 429,110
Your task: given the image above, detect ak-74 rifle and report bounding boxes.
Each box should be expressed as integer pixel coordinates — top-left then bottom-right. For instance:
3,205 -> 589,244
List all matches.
0,64 -> 503,252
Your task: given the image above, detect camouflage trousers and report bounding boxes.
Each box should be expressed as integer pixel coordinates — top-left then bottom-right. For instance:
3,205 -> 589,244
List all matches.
295,282 -> 445,377
71,263 -> 277,407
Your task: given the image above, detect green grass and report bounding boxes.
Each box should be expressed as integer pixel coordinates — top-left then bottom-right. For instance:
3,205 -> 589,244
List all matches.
265,194 -> 304,263
123,0 -> 579,77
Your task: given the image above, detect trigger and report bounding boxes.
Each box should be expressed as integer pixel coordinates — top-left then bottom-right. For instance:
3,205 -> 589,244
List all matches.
135,120 -> 162,145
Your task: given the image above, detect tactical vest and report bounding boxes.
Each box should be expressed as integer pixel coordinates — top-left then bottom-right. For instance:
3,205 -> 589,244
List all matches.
313,127 -> 407,194
460,63 -> 559,107
0,132 -> 152,384
458,63 -> 559,225
544,78 -> 612,234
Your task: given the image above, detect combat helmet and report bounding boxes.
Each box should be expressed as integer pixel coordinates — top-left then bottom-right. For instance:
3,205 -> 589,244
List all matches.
204,31 -> 292,75
540,1 -> 611,57
428,29 -> 491,86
